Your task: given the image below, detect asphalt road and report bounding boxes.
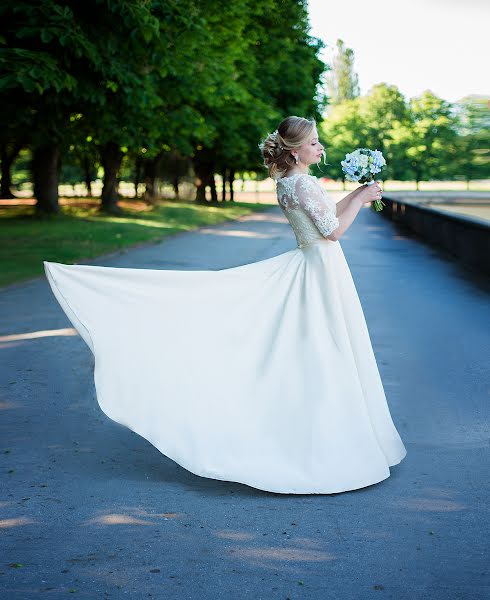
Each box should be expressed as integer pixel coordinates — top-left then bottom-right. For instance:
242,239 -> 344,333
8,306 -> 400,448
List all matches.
1,203 -> 489,599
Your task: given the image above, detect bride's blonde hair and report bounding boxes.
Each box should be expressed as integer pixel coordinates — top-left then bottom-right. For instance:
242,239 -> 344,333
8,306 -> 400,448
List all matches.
258,116 -> 317,180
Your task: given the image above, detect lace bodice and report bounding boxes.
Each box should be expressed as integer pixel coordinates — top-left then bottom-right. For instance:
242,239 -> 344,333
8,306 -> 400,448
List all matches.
275,173 -> 340,248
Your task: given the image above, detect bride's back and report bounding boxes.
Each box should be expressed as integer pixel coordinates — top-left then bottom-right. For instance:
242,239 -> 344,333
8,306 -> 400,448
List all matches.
276,173 -> 339,248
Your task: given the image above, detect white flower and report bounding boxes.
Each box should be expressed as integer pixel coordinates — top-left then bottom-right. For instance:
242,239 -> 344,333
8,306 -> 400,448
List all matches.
371,150 -> 386,169
341,147 -> 387,182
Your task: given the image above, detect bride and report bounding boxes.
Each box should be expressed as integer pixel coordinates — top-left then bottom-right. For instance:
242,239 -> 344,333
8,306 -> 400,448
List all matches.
44,115 -> 407,495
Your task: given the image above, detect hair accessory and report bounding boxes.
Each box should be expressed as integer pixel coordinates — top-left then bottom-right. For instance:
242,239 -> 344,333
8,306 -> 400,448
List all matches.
270,130 -> 284,150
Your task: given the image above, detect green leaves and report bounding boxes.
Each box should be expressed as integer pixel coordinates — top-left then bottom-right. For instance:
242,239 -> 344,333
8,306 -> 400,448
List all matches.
0,48 -> 76,94
321,84 -> 475,183
40,29 -> 53,43
1,0 -> 328,208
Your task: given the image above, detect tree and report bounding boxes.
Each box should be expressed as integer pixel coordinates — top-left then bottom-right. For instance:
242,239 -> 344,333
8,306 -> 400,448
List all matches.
326,39 -> 360,105
0,0 -> 166,213
320,86 -> 465,186
451,95 -> 490,187
404,91 -> 459,188
1,0 -> 329,211
1,143 -> 22,199
189,0 -> 327,202
320,98 -> 366,186
359,83 -> 411,180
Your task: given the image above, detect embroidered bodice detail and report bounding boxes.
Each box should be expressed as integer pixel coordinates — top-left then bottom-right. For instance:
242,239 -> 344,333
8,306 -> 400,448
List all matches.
275,173 -> 340,248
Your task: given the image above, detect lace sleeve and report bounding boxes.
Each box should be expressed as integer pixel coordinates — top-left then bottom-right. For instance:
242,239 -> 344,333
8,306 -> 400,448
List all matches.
295,175 -> 340,238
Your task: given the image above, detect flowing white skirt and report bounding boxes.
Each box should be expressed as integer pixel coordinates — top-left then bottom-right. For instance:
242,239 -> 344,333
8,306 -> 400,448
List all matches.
43,237 -> 407,494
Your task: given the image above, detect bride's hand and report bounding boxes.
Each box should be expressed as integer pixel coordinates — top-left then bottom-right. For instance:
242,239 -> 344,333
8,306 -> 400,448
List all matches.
357,182 -> 382,205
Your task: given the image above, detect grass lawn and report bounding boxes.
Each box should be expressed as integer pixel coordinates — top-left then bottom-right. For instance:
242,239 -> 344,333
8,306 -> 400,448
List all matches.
0,198 -> 274,288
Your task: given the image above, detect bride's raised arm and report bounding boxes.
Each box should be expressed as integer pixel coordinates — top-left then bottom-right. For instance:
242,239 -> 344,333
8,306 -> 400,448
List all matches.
334,186 -> 364,216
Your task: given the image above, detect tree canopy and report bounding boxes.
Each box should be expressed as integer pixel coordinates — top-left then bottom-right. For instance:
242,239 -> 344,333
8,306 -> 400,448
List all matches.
321,84 -> 486,188
326,39 -> 360,105
0,0 -> 326,212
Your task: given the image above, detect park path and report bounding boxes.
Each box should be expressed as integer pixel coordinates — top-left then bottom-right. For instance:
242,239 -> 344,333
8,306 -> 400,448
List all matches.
0,202 -> 489,599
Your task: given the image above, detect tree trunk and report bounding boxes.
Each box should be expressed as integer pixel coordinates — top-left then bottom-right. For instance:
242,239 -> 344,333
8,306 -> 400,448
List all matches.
412,163 -> 422,191
134,157 -> 143,198
221,167 -> 227,202
32,143 -> 60,214
143,159 -> 157,204
195,177 -> 207,202
194,164 -> 213,203
82,156 -> 93,197
1,144 -> 20,199
193,149 -> 217,204
100,142 -> 123,213
209,173 -> 218,203
172,175 -> 179,198
144,154 -> 163,204
229,168 -> 235,202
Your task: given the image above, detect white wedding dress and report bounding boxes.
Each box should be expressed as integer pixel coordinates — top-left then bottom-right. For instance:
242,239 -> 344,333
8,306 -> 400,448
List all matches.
44,173 -> 407,494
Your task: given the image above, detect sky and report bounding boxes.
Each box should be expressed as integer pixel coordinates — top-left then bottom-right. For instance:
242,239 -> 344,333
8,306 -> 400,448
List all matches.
307,0 -> 489,103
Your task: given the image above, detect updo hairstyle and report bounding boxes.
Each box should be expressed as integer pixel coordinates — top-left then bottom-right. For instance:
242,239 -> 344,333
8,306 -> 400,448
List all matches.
258,116 -> 316,180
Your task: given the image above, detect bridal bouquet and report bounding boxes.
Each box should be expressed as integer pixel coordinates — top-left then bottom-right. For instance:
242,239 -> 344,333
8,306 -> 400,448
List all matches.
341,148 -> 387,211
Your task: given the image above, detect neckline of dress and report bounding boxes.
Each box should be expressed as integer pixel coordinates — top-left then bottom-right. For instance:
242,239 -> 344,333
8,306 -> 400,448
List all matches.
277,173 -> 309,181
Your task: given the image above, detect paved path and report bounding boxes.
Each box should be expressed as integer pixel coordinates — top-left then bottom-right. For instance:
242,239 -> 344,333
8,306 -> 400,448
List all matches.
1,204 -> 489,599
